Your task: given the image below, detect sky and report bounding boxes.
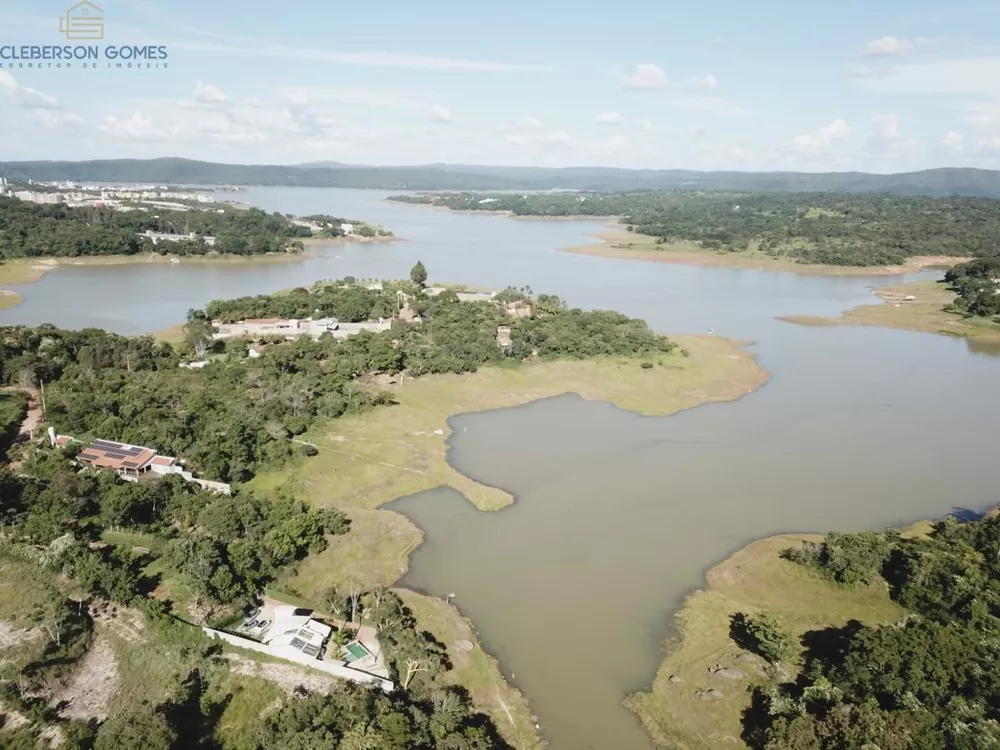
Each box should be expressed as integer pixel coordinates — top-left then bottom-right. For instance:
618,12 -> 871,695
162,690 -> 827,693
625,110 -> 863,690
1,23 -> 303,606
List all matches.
1,0 -> 1000,172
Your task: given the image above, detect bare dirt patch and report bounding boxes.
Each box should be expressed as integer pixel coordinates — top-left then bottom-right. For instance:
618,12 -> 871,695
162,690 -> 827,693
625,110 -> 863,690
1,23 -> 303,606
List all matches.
223,653 -> 337,695
88,599 -> 145,642
51,636 -> 118,721
0,620 -> 45,653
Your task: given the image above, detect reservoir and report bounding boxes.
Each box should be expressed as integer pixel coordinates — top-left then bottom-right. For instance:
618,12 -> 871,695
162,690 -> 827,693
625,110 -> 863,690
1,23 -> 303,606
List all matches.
4,187 -> 1000,748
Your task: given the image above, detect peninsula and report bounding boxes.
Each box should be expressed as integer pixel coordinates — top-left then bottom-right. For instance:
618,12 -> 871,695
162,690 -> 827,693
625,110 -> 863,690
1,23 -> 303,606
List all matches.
629,509 -> 1000,749
0,191 -> 394,300
389,191 -> 999,274
0,268 -> 766,748
782,256 -> 1000,342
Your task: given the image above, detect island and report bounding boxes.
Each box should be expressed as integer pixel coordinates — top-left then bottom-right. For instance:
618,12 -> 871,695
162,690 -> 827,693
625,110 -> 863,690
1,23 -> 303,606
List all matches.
389,191 -> 1000,273
0,266 -> 766,749
628,508 -> 1000,749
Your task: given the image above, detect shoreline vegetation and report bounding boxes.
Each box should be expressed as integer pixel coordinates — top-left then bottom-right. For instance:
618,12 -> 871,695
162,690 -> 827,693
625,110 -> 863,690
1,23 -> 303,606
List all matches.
0,233 -> 400,311
626,533 -> 906,749
253,334 -> 768,747
0,195 -> 397,309
632,509 -> 1000,749
0,274 -> 767,749
625,527 -> 917,749
389,191 -> 996,274
781,279 -> 1000,341
561,227 -> 967,276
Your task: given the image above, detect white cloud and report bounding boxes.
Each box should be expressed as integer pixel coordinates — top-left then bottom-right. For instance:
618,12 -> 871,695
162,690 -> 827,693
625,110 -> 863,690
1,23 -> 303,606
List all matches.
597,134 -> 628,154
175,37 -> 552,72
794,119 -> 851,149
35,110 -> 85,129
855,57 -> 1000,97
596,111 -> 623,125
665,96 -> 745,116
0,71 -> 60,109
276,86 -> 422,110
622,63 -> 667,89
694,73 -> 718,90
516,115 -> 543,130
873,113 -> 901,139
505,134 -> 529,146
542,130 -> 573,148
848,64 -> 897,80
428,104 -> 453,123
638,118 -> 654,132
99,112 -> 168,140
943,131 -> 965,152
193,81 -> 228,104
865,36 -> 914,57
977,137 -> 1000,154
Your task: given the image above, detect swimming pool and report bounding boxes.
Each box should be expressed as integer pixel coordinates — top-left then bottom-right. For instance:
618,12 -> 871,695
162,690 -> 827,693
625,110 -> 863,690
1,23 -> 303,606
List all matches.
344,641 -> 369,662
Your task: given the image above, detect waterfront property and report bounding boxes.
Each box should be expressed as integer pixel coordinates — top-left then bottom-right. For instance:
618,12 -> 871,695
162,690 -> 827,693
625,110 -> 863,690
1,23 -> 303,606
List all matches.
212,316 -> 391,341
53,429 -> 231,494
202,602 -> 394,691
141,229 -> 217,247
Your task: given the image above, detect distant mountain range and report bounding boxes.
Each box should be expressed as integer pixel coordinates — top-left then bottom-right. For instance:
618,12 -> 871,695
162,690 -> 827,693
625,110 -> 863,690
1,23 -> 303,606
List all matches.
3,157 -> 1000,197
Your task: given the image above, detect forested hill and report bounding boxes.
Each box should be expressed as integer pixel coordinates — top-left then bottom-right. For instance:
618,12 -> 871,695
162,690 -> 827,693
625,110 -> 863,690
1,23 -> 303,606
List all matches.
4,158 -> 1000,196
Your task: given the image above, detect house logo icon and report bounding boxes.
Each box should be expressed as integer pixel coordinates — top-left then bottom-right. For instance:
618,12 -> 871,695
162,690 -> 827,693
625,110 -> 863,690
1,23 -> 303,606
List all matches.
59,1 -> 105,41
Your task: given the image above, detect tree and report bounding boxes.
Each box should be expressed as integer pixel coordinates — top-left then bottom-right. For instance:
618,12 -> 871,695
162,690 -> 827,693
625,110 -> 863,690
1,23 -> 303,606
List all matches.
410,260 -> 428,288
94,701 -> 179,750
731,611 -> 794,664
183,309 -> 213,359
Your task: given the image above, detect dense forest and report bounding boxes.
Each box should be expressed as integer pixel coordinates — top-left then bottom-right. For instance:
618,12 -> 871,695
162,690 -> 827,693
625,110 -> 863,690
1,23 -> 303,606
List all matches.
944,256 -> 1000,318
392,191 -> 1000,266
4,158 -> 1000,196
732,516 -> 1000,748
0,197 -> 318,258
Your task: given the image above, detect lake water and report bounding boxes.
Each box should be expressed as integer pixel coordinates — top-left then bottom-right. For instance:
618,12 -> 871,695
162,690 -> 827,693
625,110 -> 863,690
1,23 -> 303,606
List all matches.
5,187 -> 1000,749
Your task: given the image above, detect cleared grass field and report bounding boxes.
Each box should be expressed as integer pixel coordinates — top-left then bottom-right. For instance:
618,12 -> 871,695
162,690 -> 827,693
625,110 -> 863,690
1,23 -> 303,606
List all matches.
562,229 -> 966,277
625,534 -> 907,749
782,279 -> 1000,342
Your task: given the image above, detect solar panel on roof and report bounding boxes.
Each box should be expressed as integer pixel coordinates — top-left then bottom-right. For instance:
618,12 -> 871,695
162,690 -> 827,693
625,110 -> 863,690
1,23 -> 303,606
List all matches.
290,637 -> 306,650
92,440 -> 125,450
302,644 -> 319,657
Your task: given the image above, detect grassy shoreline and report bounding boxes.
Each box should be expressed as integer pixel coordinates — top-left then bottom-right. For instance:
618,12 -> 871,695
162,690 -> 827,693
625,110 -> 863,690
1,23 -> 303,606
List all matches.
388,201 -> 970,276
626,533 -> 908,749
561,225 -> 969,277
249,335 -> 767,747
781,279 -> 1000,341
299,234 -> 398,246
0,252 -> 313,285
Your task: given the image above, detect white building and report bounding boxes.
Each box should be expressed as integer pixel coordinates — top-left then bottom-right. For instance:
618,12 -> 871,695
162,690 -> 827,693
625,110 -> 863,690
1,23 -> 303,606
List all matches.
340,223 -> 354,235
264,606 -> 334,661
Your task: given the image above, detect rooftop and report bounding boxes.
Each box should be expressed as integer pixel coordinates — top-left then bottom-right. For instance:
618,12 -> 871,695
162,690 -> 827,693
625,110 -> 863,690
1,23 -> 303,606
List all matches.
77,439 -> 157,472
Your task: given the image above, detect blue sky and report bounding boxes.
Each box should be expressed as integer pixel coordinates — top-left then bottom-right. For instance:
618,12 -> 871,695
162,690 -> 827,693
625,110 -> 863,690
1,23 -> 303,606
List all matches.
1,0 -> 999,171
